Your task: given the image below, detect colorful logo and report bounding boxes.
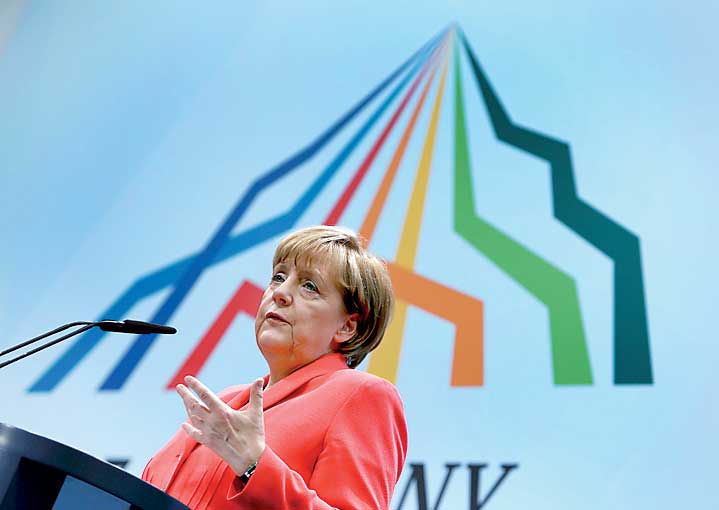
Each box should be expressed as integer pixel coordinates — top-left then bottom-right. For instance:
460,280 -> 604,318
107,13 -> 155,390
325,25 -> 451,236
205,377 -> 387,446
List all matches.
29,27 -> 652,392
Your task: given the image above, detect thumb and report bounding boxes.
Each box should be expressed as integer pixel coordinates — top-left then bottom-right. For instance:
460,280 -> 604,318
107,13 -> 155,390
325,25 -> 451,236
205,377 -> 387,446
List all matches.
249,378 -> 264,418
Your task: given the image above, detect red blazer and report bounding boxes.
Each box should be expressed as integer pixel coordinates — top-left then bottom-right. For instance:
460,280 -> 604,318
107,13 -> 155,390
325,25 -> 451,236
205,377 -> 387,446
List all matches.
142,353 -> 408,510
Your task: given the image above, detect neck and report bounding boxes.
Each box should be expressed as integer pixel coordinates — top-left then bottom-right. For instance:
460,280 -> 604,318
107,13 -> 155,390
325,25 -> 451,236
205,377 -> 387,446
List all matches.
265,351 -> 335,387
265,357 -> 308,388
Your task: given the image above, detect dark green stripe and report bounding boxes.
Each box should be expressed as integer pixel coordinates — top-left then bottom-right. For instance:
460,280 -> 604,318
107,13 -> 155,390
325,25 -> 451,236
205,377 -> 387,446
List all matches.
459,30 -> 652,384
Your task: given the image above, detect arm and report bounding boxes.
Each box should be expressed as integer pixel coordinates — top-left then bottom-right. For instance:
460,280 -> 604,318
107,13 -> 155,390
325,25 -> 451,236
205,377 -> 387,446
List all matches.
229,377 -> 408,510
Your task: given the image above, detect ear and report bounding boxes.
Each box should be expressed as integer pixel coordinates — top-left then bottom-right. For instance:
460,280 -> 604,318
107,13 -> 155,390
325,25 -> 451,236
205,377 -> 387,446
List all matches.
333,313 -> 359,344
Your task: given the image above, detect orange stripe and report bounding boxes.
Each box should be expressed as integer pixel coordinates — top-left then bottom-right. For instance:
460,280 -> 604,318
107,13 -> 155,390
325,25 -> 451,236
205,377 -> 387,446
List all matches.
363,30 -> 484,385
387,263 -> 483,385
368,35 -> 453,382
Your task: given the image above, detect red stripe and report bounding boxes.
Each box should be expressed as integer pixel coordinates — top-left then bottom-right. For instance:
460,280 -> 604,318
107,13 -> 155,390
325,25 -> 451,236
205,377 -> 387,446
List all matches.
165,37 -> 448,388
323,40 -> 444,225
165,281 -> 264,389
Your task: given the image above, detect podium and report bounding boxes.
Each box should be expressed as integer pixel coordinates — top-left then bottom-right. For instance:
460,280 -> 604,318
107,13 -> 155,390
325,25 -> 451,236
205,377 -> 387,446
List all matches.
0,422 -> 188,510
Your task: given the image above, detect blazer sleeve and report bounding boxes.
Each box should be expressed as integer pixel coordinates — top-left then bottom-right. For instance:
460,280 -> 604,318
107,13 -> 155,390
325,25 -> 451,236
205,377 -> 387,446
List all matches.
226,377 -> 408,510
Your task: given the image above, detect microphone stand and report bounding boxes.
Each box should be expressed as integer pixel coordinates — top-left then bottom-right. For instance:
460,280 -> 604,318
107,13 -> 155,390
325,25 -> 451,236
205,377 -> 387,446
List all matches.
0,320 -> 176,370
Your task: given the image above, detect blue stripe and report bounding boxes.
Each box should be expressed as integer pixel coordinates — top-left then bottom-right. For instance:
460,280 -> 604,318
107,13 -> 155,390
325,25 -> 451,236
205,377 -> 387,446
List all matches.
28,29 -> 444,392
100,37 -> 436,390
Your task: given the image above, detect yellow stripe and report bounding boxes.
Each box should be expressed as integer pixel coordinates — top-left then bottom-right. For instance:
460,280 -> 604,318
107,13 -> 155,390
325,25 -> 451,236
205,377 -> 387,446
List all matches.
368,32 -> 452,382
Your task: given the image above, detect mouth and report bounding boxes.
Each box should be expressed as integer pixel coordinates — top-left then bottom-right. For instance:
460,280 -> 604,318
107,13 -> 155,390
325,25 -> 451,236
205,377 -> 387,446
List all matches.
265,312 -> 289,324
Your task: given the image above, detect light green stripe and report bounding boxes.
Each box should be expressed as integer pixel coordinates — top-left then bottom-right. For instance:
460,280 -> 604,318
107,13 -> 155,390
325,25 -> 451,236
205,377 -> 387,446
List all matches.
452,41 -> 592,385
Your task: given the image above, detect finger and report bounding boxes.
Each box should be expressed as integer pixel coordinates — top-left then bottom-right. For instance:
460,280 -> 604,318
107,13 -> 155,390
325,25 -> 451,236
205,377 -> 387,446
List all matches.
248,378 -> 264,418
187,402 -> 212,431
181,422 -> 204,444
187,412 -> 206,431
176,384 -> 210,417
184,375 -> 225,411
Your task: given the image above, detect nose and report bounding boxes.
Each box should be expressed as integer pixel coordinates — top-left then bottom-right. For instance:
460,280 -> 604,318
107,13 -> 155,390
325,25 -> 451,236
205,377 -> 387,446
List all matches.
272,279 -> 293,307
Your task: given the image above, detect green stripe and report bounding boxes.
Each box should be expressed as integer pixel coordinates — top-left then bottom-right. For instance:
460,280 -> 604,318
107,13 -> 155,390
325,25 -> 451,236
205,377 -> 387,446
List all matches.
452,41 -> 592,385
458,30 -> 652,385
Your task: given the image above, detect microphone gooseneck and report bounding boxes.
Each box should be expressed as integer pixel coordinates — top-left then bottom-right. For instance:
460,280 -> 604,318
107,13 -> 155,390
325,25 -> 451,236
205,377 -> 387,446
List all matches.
0,319 -> 177,370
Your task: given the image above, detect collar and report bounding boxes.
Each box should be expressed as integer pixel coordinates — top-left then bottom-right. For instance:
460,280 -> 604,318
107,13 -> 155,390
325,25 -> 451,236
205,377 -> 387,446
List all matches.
226,352 -> 349,411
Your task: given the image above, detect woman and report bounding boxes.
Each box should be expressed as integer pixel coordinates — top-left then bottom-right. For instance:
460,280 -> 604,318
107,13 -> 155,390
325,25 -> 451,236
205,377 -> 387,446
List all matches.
142,226 -> 408,510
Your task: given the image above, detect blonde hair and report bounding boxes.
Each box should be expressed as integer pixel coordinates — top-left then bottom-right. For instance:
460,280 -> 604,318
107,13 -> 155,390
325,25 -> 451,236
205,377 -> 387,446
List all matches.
273,225 -> 394,368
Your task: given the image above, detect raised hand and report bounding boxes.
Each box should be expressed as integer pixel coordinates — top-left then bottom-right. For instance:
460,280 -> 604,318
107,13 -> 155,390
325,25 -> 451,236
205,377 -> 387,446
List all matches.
177,375 -> 265,477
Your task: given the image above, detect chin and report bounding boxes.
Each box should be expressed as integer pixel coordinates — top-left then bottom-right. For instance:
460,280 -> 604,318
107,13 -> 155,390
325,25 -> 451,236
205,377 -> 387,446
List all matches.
257,334 -> 292,355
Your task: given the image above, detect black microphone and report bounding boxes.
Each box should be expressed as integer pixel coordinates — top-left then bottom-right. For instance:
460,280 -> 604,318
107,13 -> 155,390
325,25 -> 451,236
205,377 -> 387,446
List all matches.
0,319 -> 177,370
97,320 -> 177,335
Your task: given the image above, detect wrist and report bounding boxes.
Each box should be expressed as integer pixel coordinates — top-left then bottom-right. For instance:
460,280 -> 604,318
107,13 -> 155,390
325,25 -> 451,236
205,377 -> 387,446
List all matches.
237,459 -> 258,485
230,444 -> 265,478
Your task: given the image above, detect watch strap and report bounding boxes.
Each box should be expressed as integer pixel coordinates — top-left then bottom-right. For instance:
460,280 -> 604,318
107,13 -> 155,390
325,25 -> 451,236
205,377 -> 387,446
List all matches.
238,460 -> 258,484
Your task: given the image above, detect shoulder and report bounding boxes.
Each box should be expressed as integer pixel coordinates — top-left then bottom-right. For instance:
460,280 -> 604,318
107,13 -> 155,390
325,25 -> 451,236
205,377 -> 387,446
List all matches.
327,367 -> 399,389
324,369 -> 405,408
321,370 -> 408,452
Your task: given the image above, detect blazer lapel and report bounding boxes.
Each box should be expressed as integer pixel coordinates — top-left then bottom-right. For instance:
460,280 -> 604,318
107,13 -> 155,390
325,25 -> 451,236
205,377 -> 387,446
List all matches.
226,353 -> 349,413
225,382 -> 258,411
259,353 -> 349,411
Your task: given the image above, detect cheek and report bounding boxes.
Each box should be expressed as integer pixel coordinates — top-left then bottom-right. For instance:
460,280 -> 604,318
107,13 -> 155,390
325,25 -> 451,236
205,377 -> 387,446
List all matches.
255,292 -> 273,333
298,312 -> 336,344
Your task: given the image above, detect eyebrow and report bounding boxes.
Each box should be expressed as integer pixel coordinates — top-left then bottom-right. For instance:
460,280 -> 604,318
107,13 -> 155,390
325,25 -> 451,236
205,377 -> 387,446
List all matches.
274,261 -> 329,285
297,266 -> 327,285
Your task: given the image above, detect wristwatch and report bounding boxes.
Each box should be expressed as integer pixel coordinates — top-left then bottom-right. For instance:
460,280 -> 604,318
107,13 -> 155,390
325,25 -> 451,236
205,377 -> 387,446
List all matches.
239,460 -> 258,485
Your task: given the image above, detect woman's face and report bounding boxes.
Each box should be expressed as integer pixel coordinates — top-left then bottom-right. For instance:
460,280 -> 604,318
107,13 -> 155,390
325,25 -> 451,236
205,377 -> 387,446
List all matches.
255,258 -> 357,375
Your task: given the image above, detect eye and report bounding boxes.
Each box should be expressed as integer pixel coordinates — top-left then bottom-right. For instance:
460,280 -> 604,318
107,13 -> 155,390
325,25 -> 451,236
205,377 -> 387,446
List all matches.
302,280 -> 319,293
271,272 -> 286,284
